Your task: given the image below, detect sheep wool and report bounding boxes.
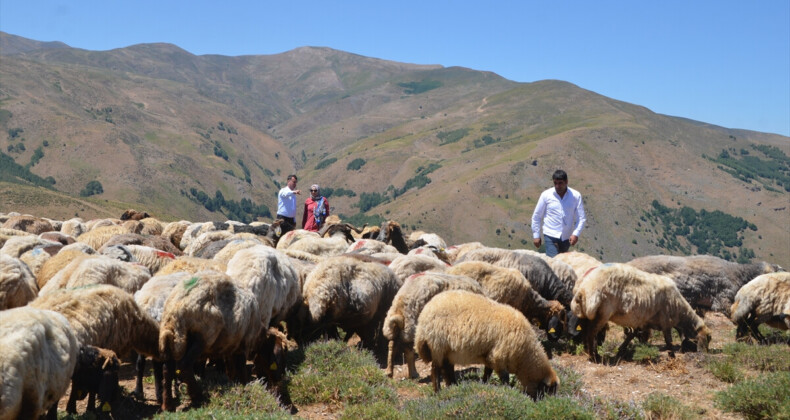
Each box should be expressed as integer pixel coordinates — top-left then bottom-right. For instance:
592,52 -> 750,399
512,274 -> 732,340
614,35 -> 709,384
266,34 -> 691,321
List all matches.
31,284 -> 160,359
388,254 -> 448,283
383,271 -> 483,378
415,290 -> 559,398
39,255 -> 151,296
0,307 -> 79,420
731,272 -> 790,340
0,254 -> 38,310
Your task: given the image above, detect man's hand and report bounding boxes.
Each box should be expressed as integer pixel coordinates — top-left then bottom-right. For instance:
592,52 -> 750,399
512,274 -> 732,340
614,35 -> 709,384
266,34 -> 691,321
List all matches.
533,238 -> 542,249
569,235 -> 578,246
294,189 -> 301,195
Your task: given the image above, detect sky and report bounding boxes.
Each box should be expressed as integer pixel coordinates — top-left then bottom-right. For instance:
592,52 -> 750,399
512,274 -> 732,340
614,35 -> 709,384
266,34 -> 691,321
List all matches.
1,1 -> 789,136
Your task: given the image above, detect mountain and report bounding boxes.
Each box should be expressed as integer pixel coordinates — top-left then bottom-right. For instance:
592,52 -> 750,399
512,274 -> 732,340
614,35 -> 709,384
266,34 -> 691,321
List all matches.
1,32 -> 788,267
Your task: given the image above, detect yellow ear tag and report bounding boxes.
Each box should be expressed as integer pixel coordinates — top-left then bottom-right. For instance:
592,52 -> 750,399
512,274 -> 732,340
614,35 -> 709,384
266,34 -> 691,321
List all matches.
102,402 -> 111,412
548,328 -> 556,334
275,226 -> 282,236
270,362 -> 278,371
576,325 -> 582,331
176,369 -> 181,375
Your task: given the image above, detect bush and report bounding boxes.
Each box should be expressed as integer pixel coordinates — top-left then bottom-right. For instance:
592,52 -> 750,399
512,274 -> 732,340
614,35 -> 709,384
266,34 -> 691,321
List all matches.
642,392 -> 698,420
721,342 -> 790,372
79,180 -> 103,197
347,158 -> 366,171
315,157 -> 337,170
154,382 -> 292,419
706,359 -> 744,383
714,372 -> 790,420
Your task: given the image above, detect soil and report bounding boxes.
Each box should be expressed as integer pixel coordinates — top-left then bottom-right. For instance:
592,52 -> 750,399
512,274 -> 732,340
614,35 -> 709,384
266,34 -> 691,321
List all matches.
58,312 -> 751,419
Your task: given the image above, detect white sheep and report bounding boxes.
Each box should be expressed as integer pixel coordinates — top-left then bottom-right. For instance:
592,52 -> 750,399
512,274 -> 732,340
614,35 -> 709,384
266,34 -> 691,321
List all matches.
35,245 -> 95,290
0,306 -> 79,419
60,217 -> 87,238
160,220 -> 192,250
571,263 -> 712,361
275,229 -> 321,251
346,238 -> 400,255
0,254 -> 37,310
282,224 -> 361,257
158,270 -> 262,410
730,272 -> 790,342
183,229 -> 234,257
383,271 -> 484,378
552,251 -> 602,294
157,255 -> 227,276
388,254 -> 448,283
443,241 -> 485,264
302,254 -> 403,357
447,261 -> 567,341
627,254 -> 784,316
415,290 -> 559,398
212,238 -> 265,265
38,255 -> 151,296
30,284 -> 161,360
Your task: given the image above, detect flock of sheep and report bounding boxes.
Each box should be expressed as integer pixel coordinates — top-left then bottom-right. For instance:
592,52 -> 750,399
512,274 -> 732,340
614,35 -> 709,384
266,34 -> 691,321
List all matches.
0,210 -> 788,418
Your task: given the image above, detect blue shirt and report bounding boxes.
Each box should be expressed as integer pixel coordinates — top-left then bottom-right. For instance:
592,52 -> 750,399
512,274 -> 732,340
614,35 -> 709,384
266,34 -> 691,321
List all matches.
531,186 -> 586,240
277,186 -> 297,218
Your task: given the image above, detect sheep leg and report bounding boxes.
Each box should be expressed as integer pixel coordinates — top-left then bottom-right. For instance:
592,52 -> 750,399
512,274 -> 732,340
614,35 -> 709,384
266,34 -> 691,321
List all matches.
663,328 -> 676,358
497,370 -> 510,386
161,360 -> 178,412
66,381 -> 80,413
87,389 -> 96,412
617,329 -> 637,358
153,360 -> 164,405
404,345 -> 419,379
134,353 -> 146,400
178,336 -> 206,407
585,319 -> 607,363
482,366 -> 492,383
386,340 -> 396,378
441,360 -> 456,387
430,361 -> 442,392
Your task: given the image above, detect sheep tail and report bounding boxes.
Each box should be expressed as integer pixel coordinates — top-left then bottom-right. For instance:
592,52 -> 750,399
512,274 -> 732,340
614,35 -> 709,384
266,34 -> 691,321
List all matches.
730,295 -> 757,323
383,314 -> 404,339
159,323 -> 187,361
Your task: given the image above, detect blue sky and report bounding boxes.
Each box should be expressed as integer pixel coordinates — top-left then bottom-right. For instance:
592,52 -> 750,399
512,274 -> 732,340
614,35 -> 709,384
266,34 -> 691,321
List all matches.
1,1 -> 788,136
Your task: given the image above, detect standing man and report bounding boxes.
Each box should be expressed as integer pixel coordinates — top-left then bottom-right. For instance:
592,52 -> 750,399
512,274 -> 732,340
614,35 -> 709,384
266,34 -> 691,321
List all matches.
277,174 -> 300,235
531,169 -> 586,257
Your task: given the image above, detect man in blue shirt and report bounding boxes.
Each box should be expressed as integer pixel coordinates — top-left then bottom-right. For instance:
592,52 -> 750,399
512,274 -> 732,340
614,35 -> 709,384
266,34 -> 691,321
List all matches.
531,169 -> 586,257
277,174 -> 301,234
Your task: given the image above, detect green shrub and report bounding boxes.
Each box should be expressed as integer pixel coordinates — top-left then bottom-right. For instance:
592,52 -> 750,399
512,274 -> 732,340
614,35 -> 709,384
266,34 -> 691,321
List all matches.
341,401 -> 407,420
642,392 -> 698,420
315,157 -> 337,170
631,344 -> 660,364
705,359 -> 744,383
153,382 -> 291,419
347,158 -> 366,171
722,342 -> 790,372
79,180 -> 103,197
714,371 -> 790,420
289,340 -> 397,407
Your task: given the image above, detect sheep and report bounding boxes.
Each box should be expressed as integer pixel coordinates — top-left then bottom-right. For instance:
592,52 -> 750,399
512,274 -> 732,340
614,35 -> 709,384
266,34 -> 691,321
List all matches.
375,220 -> 410,253
0,254 -> 37,310
627,254 -> 784,316
346,238 -> 401,255
122,217 -> 165,236
571,263 -> 712,362
77,224 -> 139,250
30,284 -> 161,360
35,245 -> 95,289
301,255 -> 403,359
388,254 -> 448,283
730,272 -> 790,342
66,345 -> 121,415
447,261 -> 567,341
0,227 -> 34,250
160,220 -> 191,249
444,242 -> 485,264
157,255 -> 227,276
0,306 -> 79,419
184,229 -> 234,256
383,271 -> 484,378
0,234 -> 61,259
407,231 -> 447,250
407,245 -> 451,264
457,247 -> 573,306
38,255 -> 151,296
99,232 -> 183,256
115,244 -> 177,275
415,290 -> 559,398
60,217 -> 87,238
1,214 -> 54,234
39,230 -> 76,246
553,251 -> 603,288
283,223 -> 363,257
84,218 -> 122,232
212,238 -> 267,265
179,221 -> 232,251
274,228 -> 320,251
120,209 -> 151,221
158,270 -> 262,410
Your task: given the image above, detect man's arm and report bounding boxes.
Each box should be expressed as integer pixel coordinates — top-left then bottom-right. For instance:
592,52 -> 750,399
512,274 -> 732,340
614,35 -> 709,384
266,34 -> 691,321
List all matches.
531,193 -> 547,248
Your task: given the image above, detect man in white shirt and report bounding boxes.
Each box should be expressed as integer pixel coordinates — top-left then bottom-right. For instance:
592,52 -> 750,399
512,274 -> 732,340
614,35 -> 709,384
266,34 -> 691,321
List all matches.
277,174 -> 301,234
531,169 -> 586,257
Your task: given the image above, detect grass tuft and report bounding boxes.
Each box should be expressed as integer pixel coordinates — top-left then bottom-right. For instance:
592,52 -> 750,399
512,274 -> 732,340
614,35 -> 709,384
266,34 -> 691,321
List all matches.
714,371 -> 790,420
642,392 -> 698,420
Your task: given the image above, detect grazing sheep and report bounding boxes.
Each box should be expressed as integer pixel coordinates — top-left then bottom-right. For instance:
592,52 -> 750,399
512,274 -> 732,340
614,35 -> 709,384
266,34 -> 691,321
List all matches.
36,245 -> 95,290
730,272 -> 790,342
407,231 -> 447,250
77,224 -> 139,250
30,284 -> 161,360
157,255 -> 227,276
0,307 -> 79,420
120,209 -> 151,221
457,247 -> 573,306
302,255 -> 403,358
383,271 -> 484,378
282,223 -> 362,257
274,229 -> 320,251
1,214 -> 54,234
38,255 -> 151,296
161,220 -> 191,250
0,254 -> 37,310
184,229 -> 234,257
444,242 -> 485,264
120,244 -> 177,274
66,346 -> 121,415
554,251 -> 603,288
39,231 -> 76,246
628,254 -> 784,316
448,261 -> 567,341
346,238 -> 400,255
0,234 -> 61,259
225,245 -> 301,330
571,263 -> 712,361
84,218 -> 122,232
415,290 -> 559,398
158,270 -> 262,410
388,254 -> 448,283
60,217 -> 87,238
212,238 -> 266,265
99,232 -> 183,256
407,245 -> 451,264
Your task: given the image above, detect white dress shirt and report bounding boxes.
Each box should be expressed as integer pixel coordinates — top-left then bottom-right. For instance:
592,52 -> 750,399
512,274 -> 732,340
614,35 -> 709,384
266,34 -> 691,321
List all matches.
531,186 -> 586,240
277,186 -> 297,218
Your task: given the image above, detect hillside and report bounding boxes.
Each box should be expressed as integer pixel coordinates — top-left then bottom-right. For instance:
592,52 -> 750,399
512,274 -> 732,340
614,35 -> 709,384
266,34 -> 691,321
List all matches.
1,31 -> 788,267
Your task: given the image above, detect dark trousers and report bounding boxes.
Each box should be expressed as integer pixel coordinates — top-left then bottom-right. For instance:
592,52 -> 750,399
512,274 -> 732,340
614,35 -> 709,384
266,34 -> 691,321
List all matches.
543,235 -> 570,257
276,214 -> 296,235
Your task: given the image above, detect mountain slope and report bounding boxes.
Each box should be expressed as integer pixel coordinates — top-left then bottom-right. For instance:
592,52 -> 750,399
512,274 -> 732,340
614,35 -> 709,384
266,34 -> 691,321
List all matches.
1,31 -> 787,267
